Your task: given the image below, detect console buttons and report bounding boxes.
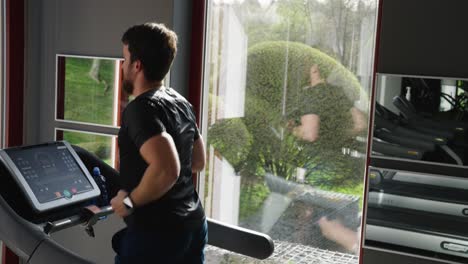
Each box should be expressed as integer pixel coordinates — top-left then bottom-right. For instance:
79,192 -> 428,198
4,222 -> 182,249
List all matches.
463,208 -> 468,216
63,190 -> 73,199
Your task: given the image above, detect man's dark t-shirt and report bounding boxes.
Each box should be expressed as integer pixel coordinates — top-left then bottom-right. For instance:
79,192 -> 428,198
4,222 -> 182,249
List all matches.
118,86 -> 205,232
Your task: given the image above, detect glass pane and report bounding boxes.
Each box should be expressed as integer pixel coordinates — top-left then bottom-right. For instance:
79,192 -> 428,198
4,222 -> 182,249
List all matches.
203,0 -> 378,261
57,56 -> 123,126
57,129 -> 117,168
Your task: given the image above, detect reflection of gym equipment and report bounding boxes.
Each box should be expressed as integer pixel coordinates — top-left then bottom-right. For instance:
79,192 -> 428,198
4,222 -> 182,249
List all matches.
0,142 -> 275,263
366,206 -> 468,259
372,139 -> 423,160
366,168 -> 468,260
393,95 -> 468,135
368,169 -> 468,217
373,102 -> 464,165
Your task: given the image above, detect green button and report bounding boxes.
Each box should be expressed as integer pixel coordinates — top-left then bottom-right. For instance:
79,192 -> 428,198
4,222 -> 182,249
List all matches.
63,190 -> 72,199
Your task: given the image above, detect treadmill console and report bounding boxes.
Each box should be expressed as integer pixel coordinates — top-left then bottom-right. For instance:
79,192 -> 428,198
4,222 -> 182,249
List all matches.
0,141 -> 100,212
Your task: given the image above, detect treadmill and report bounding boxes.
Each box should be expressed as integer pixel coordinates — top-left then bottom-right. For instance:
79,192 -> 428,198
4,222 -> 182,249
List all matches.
393,96 -> 468,165
368,169 -> 468,217
366,168 -> 468,261
0,141 -> 275,263
373,102 -> 463,166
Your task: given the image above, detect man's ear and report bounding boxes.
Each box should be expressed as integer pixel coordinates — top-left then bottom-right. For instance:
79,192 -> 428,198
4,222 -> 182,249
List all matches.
134,60 -> 143,73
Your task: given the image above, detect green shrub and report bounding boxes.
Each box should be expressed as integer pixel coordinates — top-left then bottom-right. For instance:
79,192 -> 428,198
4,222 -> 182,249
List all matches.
208,118 -> 253,174
76,142 -> 110,159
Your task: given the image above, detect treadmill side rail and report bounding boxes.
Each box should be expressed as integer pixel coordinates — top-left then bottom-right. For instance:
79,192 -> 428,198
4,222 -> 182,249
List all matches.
207,218 -> 275,260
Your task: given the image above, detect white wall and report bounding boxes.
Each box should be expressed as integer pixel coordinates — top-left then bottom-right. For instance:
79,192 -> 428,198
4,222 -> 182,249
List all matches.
376,75 -> 402,114
217,6 -> 247,119
211,155 -> 241,225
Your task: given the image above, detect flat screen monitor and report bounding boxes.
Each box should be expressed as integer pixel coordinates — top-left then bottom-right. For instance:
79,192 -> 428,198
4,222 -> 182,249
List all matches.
0,141 -> 100,212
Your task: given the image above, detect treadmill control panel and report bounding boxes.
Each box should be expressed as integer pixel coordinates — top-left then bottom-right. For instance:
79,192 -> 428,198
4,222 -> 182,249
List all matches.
6,145 -> 92,203
0,141 -> 100,212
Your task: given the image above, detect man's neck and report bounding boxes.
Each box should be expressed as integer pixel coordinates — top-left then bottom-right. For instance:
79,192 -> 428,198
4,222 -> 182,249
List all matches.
133,80 -> 163,97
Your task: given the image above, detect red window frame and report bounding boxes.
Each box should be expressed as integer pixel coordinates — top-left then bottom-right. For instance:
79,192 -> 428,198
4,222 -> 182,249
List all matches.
3,0 -> 24,262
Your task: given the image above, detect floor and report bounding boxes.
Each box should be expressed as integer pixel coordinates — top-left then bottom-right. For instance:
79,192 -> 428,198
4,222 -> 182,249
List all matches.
206,240 -> 359,264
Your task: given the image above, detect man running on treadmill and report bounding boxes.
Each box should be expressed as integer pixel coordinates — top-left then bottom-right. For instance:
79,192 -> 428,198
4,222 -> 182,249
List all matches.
110,22 -> 207,264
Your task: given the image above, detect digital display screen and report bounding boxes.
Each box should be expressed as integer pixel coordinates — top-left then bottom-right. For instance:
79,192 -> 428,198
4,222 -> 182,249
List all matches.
5,144 -> 94,204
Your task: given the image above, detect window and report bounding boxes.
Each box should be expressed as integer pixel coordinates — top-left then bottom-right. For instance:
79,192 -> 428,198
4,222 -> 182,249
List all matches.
56,129 -> 117,166
201,0 -> 378,261
55,55 -> 125,168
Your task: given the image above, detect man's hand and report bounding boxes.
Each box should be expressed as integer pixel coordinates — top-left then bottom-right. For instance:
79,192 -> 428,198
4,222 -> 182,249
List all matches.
111,190 -> 131,218
318,216 -> 359,253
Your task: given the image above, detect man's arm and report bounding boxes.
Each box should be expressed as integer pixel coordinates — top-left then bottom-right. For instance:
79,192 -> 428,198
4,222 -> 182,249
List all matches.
192,135 -> 206,173
350,107 -> 367,134
293,114 -> 320,142
129,132 -> 181,207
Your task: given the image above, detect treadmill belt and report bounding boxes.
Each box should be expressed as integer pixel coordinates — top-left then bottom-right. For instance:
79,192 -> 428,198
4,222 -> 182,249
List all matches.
367,206 -> 468,239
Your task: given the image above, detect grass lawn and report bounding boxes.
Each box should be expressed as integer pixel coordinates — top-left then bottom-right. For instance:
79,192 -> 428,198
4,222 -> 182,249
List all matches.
64,57 -> 115,126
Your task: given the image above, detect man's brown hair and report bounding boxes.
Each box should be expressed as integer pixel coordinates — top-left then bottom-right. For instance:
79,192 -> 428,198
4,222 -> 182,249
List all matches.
122,23 -> 178,82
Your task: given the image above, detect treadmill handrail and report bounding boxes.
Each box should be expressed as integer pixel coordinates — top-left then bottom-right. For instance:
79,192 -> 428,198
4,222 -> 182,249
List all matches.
207,218 -> 275,260
375,130 -> 436,152
43,205 -> 114,235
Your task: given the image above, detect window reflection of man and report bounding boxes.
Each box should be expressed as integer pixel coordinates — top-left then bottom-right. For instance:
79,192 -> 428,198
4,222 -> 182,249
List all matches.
291,64 -> 366,143
289,64 -> 364,254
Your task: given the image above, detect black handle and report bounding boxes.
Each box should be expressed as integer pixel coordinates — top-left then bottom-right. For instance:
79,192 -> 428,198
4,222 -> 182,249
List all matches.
43,205 -> 114,235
